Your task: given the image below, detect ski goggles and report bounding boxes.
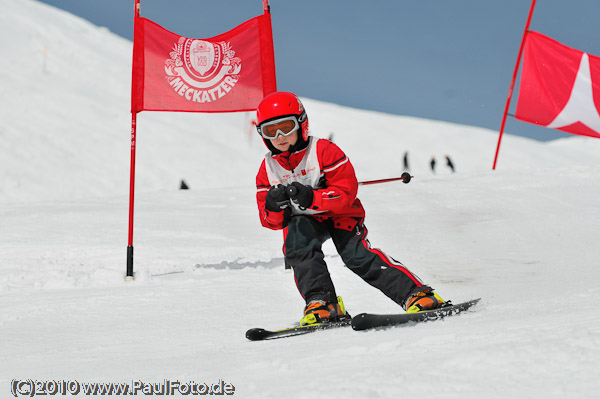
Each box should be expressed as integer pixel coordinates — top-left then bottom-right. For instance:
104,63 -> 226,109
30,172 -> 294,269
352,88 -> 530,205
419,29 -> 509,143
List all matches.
258,116 -> 299,139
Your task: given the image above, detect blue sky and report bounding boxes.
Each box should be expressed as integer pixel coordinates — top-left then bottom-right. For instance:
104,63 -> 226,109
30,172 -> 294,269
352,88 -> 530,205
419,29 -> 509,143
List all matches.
38,0 -> 600,141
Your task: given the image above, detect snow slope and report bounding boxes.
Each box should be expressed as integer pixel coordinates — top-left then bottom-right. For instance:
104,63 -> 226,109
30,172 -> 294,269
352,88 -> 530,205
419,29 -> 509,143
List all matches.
1,1 -> 600,398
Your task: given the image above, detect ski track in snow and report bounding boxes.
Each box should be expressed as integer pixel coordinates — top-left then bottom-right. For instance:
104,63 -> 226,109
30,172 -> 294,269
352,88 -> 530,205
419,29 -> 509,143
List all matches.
1,1 -> 600,398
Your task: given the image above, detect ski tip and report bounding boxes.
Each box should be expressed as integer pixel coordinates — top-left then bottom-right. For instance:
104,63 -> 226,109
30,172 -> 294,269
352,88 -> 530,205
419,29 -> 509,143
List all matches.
350,313 -> 370,331
246,328 -> 266,341
464,298 -> 482,307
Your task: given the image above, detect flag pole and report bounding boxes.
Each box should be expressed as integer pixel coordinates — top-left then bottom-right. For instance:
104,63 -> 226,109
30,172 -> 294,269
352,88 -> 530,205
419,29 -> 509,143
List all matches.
261,0 -> 277,92
126,113 -> 137,282
492,0 -> 537,170
126,0 -> 141,282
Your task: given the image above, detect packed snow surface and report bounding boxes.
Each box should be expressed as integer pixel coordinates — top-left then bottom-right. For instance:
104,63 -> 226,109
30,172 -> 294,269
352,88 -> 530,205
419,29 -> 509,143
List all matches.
1,1 -> 599,398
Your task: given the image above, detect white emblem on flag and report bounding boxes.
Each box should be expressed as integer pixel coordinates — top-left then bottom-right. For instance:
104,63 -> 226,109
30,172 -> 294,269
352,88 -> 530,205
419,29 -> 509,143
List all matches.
164,38 -> 241,103
188,40 -> 215,77
546,53 -> 600,134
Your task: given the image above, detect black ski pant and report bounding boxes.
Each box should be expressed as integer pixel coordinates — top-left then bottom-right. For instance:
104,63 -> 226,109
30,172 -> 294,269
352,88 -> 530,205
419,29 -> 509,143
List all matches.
284,215 -> 431,309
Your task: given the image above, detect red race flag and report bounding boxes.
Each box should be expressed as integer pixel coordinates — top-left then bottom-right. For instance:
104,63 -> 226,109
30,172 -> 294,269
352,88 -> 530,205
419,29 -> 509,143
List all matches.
131,14 -> 276,113
515,31 -> 600,138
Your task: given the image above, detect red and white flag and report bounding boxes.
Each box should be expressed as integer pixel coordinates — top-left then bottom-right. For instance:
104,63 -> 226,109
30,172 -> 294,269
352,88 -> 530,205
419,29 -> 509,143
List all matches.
515,31 -> 600,138
131,14 -> 276,113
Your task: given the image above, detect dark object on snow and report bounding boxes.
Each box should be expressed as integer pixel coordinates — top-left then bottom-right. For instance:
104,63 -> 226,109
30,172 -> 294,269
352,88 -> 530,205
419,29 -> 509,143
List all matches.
430,157 -> 436,173
180,180 -> 190,190
445,155 -> 455,173
403,151 -> 409,171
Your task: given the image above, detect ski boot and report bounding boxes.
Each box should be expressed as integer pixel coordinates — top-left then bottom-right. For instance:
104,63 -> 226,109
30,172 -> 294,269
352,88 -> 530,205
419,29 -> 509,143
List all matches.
300,296 -> 350,326
406,291 -> 447,313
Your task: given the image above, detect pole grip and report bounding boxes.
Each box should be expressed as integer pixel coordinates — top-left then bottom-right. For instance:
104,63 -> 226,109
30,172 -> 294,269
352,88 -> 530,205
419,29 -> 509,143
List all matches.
287,185 -> 298,197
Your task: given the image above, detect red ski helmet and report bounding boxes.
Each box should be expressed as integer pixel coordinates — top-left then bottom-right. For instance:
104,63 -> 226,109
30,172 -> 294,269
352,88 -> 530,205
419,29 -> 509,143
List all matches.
256,92 -> 309,141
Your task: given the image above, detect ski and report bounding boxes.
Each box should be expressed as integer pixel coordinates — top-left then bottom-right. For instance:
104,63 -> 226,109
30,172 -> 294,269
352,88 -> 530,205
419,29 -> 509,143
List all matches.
246,318 -> 352,341
351,298 -> 481,331
246,299 -> 481,339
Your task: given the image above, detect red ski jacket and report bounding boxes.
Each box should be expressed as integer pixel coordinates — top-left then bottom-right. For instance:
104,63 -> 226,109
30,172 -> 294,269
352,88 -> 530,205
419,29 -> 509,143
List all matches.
256,138 -> 365,230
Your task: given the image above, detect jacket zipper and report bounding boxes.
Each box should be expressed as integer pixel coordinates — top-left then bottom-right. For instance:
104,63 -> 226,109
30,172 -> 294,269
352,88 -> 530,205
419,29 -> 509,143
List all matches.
286,153 -> 294,174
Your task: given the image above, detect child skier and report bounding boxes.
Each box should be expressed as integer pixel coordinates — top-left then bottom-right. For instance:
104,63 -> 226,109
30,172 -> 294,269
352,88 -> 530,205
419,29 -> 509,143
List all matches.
255,91 -> 445,326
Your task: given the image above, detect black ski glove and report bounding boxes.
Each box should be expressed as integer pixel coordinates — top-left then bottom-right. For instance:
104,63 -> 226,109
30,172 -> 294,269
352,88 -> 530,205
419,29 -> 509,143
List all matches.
265,184 -> 290,212
287,182 -> 314,209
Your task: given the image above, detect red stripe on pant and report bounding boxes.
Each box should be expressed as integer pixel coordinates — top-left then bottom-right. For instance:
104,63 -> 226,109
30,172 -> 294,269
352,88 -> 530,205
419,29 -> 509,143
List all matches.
284,226 -> 307,299
359,225 -> 424,288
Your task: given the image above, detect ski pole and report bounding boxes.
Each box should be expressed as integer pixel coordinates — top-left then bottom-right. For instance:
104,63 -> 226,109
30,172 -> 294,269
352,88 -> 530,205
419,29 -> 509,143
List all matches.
286,172 -> 413,193
359,172 -> 412,186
